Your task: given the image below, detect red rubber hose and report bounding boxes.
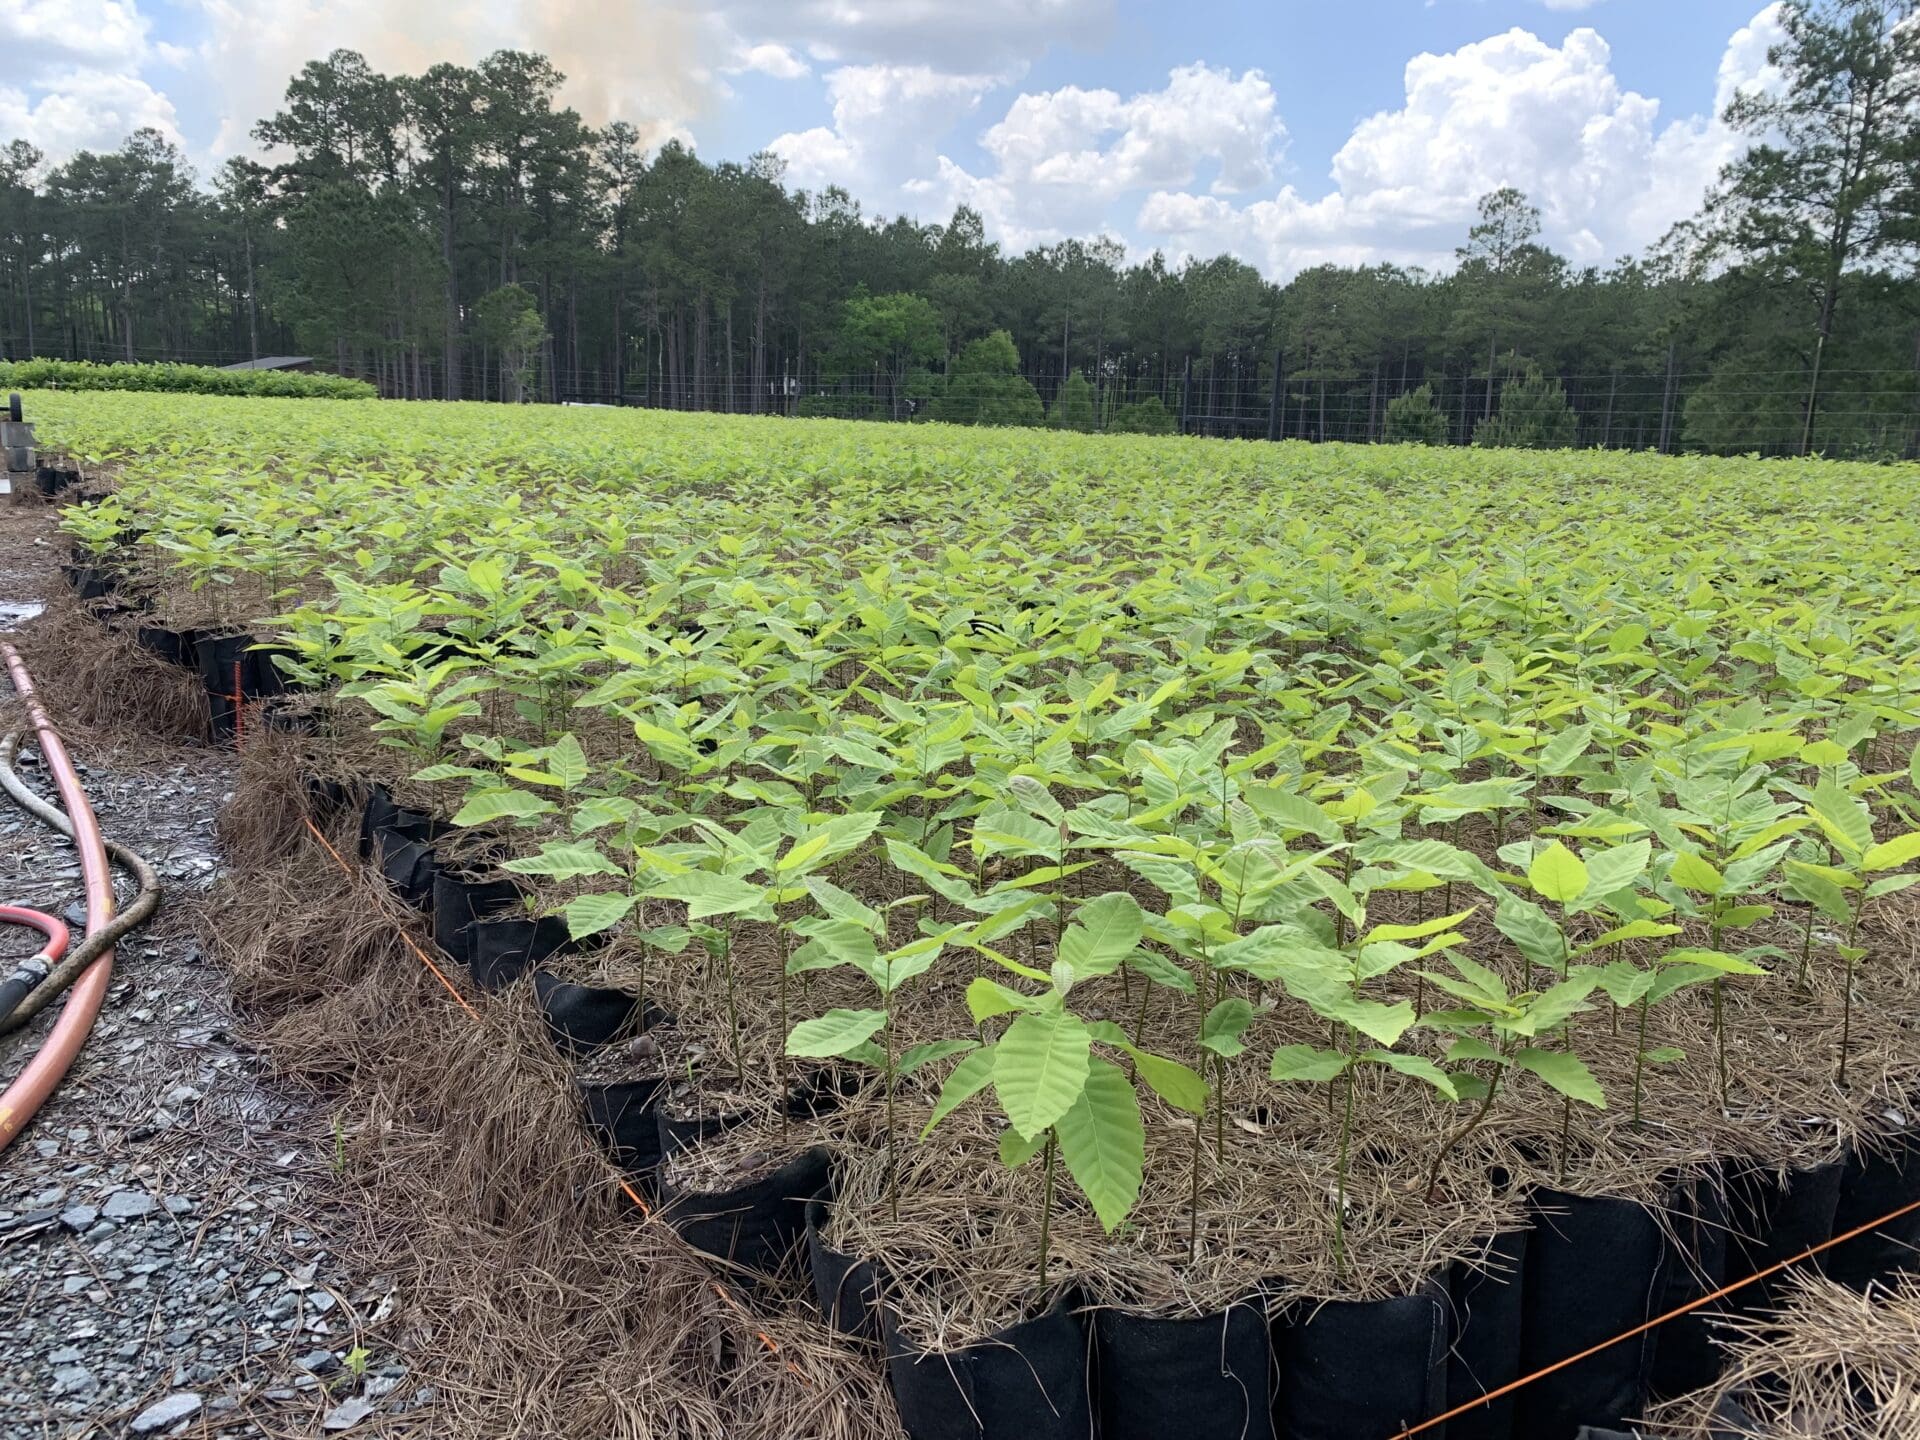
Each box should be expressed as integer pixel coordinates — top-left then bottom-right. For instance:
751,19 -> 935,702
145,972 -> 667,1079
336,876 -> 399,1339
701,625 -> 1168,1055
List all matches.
0,642 -> 115,1152
0,905 -> 69,966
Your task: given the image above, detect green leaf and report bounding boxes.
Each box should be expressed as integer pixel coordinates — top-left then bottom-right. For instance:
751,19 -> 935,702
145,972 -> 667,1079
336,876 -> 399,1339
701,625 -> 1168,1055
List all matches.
547,732 -> 590,789
1242,786 -> 1342,840
1058,891 -> 1145,979
1582,839 -> 1651,899
993,1011 -> 1092,1139
1364,909 -> 1474,945
649,872 -> 771,920
1667,849 -> 1724,895
1269,1044 -> 1351,1083
1445,1036 -> 1503,1064
1663,947 -> 1769,977
452,788 -> 557,827
1528,842 -> 1589,904
1054,1058 -> 1145,1233
1132,1051 -> 1208,1114
1811,780 -> 1874,858
998,1127 -> 1049,1168
1123,946 -> 1198,994
786,1009 -> 888,1058
1513,973 -> 1599,1035
504,841 -> 621,879
1200,998 -> 1256,1058
967,976 -> 1038,1023
900,1039 -> 979,1075
563,891 -> 635,940
1009,774 -> 1066,823
1641,1046 -> 1686,1065
1514,1048 -> 1606,1108
1496,895 -> 1567,969
1863,832 -> 1920,873
1362,1049 -> 1458,1100
921,1048 -> 997,1136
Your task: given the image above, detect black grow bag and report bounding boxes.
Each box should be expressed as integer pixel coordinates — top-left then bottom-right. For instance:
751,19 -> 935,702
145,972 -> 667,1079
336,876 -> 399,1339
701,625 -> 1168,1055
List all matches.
198,633 -> 297,738
1096,1300 -> 1273,1440
1650,1167 -> 1732,1401
659,1144 -> 833,1279
1447,1228 -> 1529,1440
657,1069 -> 862,1159
430,870 -> 523,968
1723,1159 -> 1844,1316
532,970 -> 654,1055
376,828 -> 440,909
805,1192 -> 882,1342
467,914 -> 578,991
1273,1281 -> 1448,1440
580,1077 -> 667,1188
301,775 -> 350,824
133,625 -> 202,668
1825,1126 -> 1920,1290
1515,1190 -> 1668,1438
61,563 -> 116,601
884,1295 -> 1094,1440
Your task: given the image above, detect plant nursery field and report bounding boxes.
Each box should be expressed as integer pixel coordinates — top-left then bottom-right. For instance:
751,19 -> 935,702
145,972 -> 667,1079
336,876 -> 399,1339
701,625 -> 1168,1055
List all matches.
28,389 -> 1920,1440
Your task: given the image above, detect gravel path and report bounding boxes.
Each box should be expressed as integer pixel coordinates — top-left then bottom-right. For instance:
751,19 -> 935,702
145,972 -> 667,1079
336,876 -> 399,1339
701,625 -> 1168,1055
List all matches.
1,496 -> 431,1438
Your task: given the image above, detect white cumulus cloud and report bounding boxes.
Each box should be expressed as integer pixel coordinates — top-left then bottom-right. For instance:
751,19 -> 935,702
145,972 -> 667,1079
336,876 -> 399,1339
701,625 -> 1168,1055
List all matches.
1134,6 -> 1786,278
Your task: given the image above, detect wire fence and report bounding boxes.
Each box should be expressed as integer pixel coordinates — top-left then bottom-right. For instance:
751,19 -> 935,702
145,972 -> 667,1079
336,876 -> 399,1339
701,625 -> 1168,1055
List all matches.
7,332 -> 1919,460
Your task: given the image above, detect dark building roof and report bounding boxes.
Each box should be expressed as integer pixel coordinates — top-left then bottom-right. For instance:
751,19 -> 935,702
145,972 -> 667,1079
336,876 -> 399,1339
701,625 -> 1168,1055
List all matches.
218,356 -> 313,372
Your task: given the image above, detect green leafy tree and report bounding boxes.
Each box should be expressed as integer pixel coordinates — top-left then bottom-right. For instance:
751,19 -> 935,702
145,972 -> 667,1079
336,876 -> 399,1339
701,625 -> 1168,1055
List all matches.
472,283 -> 549,402
1709,0 -> 1920,454
1050,369 -> 1096,432
1474,364 -> 1579,449
1384,382 -> 1449,445
929,330 -> 1043,427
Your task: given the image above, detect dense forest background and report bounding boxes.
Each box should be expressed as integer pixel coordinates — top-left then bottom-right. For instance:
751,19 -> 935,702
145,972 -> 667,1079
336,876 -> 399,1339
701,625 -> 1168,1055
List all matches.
0,0 -> 1915,455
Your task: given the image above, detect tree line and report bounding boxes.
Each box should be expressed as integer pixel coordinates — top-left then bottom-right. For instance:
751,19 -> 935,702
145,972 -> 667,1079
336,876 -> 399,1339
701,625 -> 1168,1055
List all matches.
0,0 -> 1915,456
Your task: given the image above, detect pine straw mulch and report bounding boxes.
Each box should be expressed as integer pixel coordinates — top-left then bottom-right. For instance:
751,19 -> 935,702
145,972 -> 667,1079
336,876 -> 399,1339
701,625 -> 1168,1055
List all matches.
1645,1273 -> 1920,1439
196,762 -> 902,1440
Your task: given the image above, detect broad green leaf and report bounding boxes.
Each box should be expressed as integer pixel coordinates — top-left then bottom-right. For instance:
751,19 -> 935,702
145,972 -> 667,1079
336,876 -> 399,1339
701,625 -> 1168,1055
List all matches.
504,841 -> 621,879
1667,849 -> 1724,895
452,788 -> 556,827
1362,1049 -> 1458,1100
997,1127 -> 1048,1168
899,1039 -> 977,1075
652,871 -> 772,921
1200,998 -> 1256,1058
922,1048 -> 996,1136
1528,842 -> 1589,904
1364,909 -> 1474,945
967,976 -> 1038,1023
547,732 -> 590,789
1270,1044 -> 1351,1083
1514,1048 -> 1606,1108
786,1008 -> 887,1058
563,891 -> 635,940
993,1011 -> 1092,1139
1054,1057 -> 1145,1233
1582,839 -> 1651,899
1059,891 -> 1146,978
1863,832 -> 1920,873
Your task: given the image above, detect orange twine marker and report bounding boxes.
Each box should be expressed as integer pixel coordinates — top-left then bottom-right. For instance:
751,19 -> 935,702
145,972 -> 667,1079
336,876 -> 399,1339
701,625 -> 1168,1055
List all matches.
1390,1194 -> 1920,1439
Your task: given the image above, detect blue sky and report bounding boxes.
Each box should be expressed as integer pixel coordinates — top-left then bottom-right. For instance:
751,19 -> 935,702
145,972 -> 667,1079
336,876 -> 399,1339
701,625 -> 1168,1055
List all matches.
2,0 -> 1784,277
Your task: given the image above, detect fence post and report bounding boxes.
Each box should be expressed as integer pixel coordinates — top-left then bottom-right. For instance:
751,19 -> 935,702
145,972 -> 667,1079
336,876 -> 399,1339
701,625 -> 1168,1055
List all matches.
1179,358 -> 1192,435
1266,349 -> 1283,442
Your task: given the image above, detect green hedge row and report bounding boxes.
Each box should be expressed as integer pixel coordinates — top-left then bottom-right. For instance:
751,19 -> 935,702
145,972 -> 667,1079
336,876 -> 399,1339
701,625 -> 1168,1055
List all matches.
0,358 -> 376,400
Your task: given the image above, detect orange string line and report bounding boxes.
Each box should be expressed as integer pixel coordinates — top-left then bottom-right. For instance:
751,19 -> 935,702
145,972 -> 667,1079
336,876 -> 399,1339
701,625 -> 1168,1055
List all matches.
300,815 -> 480,1020
1390,1193 -> 1920,1439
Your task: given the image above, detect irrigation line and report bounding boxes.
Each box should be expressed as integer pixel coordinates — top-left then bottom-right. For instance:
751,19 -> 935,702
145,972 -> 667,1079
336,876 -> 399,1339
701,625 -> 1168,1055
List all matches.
1388,1193 -> 1920,1439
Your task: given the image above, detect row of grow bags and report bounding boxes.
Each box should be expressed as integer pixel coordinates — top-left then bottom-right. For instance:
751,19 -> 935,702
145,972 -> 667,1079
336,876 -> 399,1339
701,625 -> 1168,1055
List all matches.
322,775 -> 1920,1440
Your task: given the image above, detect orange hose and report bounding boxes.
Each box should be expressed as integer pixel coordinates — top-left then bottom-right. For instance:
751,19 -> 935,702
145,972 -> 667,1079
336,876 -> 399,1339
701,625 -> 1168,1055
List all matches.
0,904 -> 69,968
0,642 -> 116,1152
